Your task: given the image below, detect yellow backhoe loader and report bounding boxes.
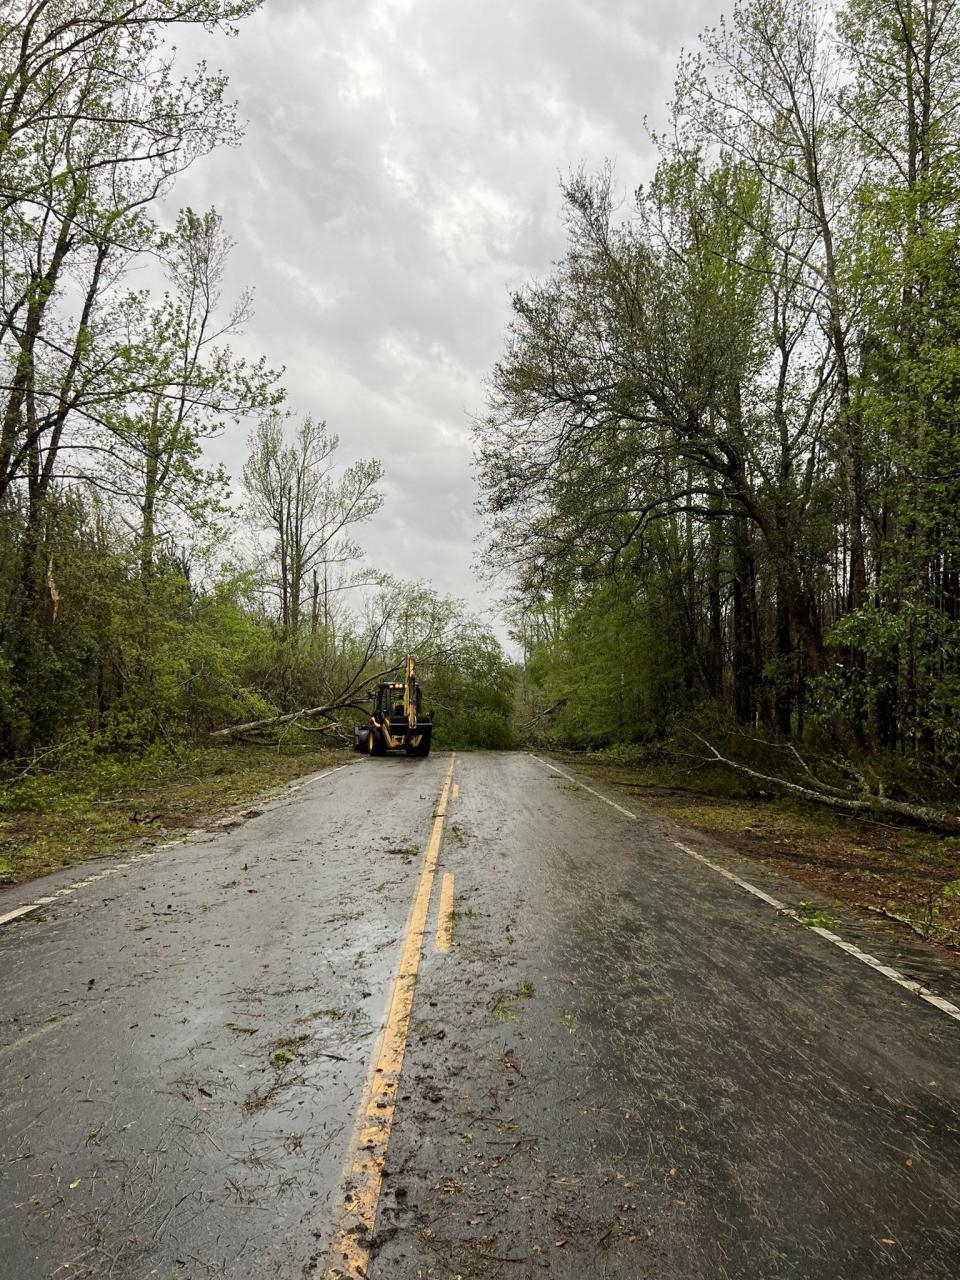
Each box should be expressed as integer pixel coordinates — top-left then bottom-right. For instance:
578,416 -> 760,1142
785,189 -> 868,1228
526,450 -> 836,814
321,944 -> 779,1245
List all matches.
353,655 -> 433,757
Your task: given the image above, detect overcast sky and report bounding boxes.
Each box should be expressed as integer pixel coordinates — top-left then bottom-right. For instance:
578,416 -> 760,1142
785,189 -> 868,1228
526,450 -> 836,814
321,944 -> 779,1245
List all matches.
169,0 -> 719,631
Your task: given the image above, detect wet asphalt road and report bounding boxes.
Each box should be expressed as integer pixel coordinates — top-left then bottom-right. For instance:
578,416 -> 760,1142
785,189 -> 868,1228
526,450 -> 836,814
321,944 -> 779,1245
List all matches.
1,752 -> 958,1280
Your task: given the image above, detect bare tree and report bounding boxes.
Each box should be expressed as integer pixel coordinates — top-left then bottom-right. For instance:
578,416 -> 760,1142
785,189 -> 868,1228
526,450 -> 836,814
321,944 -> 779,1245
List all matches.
242,415 -> 383,636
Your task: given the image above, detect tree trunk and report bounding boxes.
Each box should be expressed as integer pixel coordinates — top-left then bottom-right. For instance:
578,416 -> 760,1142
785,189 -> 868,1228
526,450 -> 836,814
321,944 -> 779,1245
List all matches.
774,589 -> 792,736
732,521 -> 755,725
139,397 -> 161,587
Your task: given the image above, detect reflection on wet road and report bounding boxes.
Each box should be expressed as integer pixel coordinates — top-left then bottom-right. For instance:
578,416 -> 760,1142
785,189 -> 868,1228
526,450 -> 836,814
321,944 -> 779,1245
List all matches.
1,751 -> 958,1279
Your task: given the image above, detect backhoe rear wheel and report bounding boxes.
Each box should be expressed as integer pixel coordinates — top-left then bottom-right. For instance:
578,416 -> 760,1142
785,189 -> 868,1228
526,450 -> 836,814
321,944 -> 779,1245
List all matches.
368,728 -> 386,756
414,730 -> 431,758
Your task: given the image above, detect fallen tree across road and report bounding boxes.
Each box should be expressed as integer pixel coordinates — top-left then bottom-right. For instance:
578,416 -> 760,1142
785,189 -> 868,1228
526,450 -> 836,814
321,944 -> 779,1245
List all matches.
208,663 -> 402,740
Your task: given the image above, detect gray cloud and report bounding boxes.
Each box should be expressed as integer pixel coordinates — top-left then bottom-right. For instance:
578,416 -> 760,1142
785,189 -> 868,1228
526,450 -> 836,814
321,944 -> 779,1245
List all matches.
168,0 -> 720,626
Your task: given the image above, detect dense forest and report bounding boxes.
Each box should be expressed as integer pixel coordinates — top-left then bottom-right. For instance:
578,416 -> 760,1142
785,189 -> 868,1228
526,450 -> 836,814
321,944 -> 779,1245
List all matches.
0,0 -> 513,774
479,0 -> 960,804
5,0 -> 959,814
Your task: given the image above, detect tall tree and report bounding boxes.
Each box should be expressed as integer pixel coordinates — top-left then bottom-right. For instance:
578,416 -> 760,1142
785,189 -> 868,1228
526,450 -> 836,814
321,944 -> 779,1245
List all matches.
0,1 -> 261,507
478,0 -> 960,778
98,208 -> 281,586
242,415 -> 383,637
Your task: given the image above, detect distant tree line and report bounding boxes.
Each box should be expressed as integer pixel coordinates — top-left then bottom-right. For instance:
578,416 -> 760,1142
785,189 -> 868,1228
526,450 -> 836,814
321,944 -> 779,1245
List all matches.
0,1 -> 513,766
479,0 -> 960,789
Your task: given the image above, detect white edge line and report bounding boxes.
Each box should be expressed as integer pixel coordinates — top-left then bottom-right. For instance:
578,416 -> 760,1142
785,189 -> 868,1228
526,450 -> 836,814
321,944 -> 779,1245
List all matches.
0,904 -> 40,926
674,841 -> 960,1026
530,753 -> 638,820
0,852 -> 171,927
1,760 -> 355,929
291,762 -> 351,790
528,753 -> 960,1027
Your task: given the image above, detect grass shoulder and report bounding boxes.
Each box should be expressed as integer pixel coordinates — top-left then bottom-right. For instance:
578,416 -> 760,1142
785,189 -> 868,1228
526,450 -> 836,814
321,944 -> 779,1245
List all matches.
555,751 -> 960,961
0,742 -> 350,888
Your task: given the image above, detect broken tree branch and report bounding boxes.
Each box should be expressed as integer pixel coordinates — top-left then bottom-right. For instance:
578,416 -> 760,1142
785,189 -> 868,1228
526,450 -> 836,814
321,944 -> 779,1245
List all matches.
858,903 -> 960,952
688,732 -> 960,834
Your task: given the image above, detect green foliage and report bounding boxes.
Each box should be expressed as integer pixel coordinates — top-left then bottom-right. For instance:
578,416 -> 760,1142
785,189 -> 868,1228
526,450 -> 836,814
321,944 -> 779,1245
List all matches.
425,630 -> 516,750
820,600 -> 960,770
0,489 -> 281,756
797,904 -> 841,931
521,571 -> 690,750
337,578 -> 517,750
0,0 -> 516,806
481,0 -> 960,796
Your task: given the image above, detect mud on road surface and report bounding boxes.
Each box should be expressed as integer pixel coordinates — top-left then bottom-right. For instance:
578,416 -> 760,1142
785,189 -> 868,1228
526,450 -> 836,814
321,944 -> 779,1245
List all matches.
1,752 -> 958,1279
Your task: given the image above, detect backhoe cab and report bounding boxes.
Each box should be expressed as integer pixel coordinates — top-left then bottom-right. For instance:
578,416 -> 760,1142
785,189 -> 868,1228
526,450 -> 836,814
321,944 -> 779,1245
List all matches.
354,655 -> 433,757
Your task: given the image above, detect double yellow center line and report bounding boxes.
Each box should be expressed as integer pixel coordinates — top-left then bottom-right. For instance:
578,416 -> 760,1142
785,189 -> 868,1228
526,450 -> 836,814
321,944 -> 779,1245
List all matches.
324,753 -> 457,1279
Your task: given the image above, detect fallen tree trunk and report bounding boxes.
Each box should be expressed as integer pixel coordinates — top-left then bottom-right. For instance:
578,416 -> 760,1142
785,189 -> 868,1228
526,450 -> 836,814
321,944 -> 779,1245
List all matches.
209,657 -> 404,740
209,703 -> 347,738
516,696 -> 569,733
690,733 -> 960,834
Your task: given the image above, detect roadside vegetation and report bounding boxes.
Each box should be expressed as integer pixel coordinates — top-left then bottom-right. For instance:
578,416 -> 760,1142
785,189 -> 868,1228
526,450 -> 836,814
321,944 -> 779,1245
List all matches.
0,742 -> 348,887
480,0 -> 960,954
0,1 -> 516,888
484,0 -> 960,812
